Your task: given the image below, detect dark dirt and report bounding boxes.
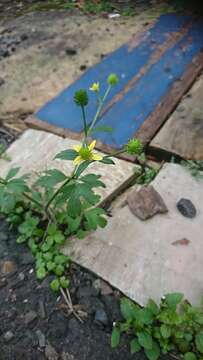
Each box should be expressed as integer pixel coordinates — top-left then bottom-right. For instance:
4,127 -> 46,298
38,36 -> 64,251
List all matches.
0,218 -> 174,360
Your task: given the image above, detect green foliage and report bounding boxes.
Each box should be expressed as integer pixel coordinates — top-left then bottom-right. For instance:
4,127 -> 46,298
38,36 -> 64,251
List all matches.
111,294 -> 203,360
0,143 -> 11,161
181,160 -> 203,180
0,74 -> 128,294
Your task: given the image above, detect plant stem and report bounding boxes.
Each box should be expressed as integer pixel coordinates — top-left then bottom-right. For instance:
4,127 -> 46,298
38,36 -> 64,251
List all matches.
81,105 -> 88,141
87,85 -> 111,136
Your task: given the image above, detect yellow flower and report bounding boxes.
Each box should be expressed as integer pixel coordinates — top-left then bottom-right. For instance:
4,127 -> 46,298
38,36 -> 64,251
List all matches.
89,82 -> 100,92
73,140 -> 103,165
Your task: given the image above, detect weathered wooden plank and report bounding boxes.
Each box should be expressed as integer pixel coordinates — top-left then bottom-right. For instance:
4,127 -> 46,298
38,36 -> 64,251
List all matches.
149,73 -> 203,160
0,129 -> 135,204
62,164 -> 203,306
94,20 -> 203,149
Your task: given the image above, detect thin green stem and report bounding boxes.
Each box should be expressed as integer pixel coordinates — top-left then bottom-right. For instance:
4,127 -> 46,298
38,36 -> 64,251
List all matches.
87,85 -> 111,137
81,105 -> 88,141
44,164 -> 78,212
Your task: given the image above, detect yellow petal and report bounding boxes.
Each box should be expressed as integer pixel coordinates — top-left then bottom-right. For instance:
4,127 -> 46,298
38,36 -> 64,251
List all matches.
88,140 -> 96,151
92,153 -> 103,161
73,155 -> 83,165
73,145 -> 81,152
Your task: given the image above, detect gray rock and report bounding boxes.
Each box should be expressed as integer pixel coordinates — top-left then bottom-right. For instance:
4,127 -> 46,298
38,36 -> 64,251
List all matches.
127,185 -> 168,220
4,330 -> 14,342
76,286 -> 98,299
36,329 -> 46,347
94,309 -> 108,327
45,344 -> 59,360
18,272 -> 25,281
24,310 -> 37,325
0,277 -> 7,289
177,198 -> 196,218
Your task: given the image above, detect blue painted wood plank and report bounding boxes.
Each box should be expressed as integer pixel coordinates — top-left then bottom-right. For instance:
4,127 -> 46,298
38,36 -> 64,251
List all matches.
94,20 -> 203,148
36,14 -> 190,132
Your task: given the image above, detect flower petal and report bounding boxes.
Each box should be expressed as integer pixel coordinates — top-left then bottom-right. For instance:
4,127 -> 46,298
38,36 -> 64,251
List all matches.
73,145 -> 81,152
89,140 -> 96,151
92,153 -> 103,161
73,155 -> 83,165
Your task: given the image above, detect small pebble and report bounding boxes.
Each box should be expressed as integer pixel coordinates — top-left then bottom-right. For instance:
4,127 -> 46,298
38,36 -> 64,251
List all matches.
4,330 -> 14,342
177,198 -> 196,218
94,309 -> 108,327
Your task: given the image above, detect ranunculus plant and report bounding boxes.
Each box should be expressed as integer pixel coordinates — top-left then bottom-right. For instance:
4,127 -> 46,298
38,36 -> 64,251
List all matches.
0,74 -> 143,293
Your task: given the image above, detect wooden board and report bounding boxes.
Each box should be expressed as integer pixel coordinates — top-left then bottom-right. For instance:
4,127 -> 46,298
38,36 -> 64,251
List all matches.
62,164 -> 203,306
25,15 -> 203,159
150,73 -> 203,160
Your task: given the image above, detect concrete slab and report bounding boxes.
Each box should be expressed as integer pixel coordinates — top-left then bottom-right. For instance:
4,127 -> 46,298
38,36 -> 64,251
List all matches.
0,129 -> 135,202
150,74 -> 203,160
63,163 -> 203,306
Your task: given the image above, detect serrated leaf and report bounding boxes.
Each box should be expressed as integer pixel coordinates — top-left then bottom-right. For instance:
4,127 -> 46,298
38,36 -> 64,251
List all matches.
36,169 -> 67,188
144,341 -> 160,360
111,327 -> 120,348
50,278 -> 60,292
80,174 -> 105,188
137,308 -> 154,325
184,352 -> 197,360
46,261 -> 56,271
36,267 -> 47,280
147,299 -> 159,316
165,293 -> 184,310
76,229 -> 87,239
6,167 -> 20,180
55,149 -> 78,160
54,264 -> 64,276
160,324 -> 171,339
138,331 -> 153,350
100,157 -> 115,165
120,298 -> 134,321
7,178 -> 29,194
130,338 -> 141,354
60,276 -> 69,289
195,331 -> 203,353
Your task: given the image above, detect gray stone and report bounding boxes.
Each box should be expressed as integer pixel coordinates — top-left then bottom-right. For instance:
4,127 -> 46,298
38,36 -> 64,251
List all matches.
18,272 -> 25,281
45,344 -> 59,360
177,198 -> 196,218
94,309 -> 109,327
24,310 -> 37,325
127,185 -> 168,220
4,330 -> 14,342
36,329 -> 46,348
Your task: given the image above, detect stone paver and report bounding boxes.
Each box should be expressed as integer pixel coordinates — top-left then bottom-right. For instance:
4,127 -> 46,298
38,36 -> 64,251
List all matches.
0,129 -> 135,202
63,163 -> 203,306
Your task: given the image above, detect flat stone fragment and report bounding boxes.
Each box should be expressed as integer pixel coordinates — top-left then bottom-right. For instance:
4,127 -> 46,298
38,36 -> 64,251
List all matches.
127,185 -> 168,220
0,129 -> 135,203
63,163 -> 203,306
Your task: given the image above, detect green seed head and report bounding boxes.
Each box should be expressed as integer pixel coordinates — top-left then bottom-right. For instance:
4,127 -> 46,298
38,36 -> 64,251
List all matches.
107,73 -> 119,86
74,89 -> 88,107
126,138 -> 143,155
